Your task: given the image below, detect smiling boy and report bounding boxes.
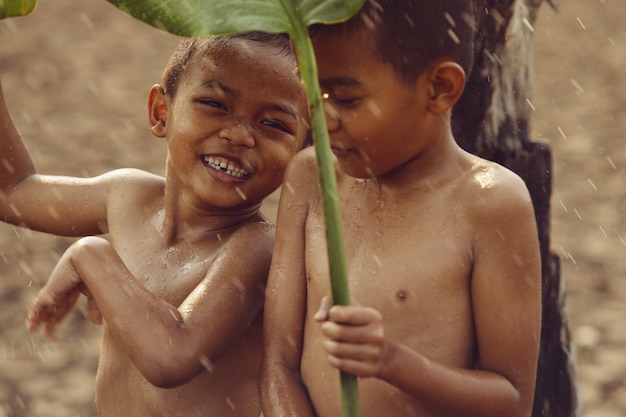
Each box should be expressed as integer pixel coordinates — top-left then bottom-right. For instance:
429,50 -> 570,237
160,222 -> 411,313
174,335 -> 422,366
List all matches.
1,32 -> 308,416
261,2 -> 542,417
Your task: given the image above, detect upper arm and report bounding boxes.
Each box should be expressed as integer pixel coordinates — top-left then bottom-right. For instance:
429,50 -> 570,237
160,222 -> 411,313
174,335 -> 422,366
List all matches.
263,149 -> 316,370
470,170 -> 542,406
1,168 -> 152,236
177,221 -> 275,364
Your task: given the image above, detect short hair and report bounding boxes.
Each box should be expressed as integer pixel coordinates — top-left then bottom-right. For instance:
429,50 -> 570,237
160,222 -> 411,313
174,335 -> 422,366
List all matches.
315,0 -> 475,84
161,31 -> 294,98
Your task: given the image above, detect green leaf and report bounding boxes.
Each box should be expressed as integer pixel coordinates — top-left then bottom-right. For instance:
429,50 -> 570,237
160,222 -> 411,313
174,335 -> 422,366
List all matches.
105,0 -> 365,37
0,0 -> 38,20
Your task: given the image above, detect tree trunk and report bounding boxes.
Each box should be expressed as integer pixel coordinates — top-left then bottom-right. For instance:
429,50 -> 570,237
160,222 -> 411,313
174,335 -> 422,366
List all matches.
453,1 -> 579,416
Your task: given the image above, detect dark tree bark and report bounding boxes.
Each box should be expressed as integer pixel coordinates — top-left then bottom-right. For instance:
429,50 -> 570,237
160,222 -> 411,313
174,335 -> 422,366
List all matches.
453,1 -> 579,416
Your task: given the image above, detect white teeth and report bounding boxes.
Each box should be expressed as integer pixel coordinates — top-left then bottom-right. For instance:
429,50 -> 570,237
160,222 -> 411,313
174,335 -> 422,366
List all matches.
204,156 -> 250,179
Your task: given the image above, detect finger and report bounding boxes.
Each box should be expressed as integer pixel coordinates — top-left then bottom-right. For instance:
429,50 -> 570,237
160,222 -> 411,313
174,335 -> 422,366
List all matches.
326,355 -> 380,378
87,298 -> 103,325
314,295 -> 332,322
324,339 -> 382,363
321,320 -> 385,344
328,305 -> 382,326
44,321 -> 58,340
25,302 -> 44,331
25,313 -> 40,331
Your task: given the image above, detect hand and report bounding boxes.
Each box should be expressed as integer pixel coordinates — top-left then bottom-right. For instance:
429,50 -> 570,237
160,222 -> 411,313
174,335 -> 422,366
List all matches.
80,283 -> 103,325
25,244 -> 84,339
315,296 -> 389,378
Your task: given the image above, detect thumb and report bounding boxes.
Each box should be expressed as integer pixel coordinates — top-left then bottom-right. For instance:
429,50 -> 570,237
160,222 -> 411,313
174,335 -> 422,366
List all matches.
314,296 -> 332,322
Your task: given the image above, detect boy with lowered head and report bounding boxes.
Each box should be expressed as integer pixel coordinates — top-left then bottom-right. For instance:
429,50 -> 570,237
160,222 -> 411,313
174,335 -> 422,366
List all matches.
261,1 -> 541,416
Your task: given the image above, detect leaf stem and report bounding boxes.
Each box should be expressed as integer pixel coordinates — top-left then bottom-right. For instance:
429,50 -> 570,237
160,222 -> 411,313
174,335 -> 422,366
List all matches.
287,8 -> 360,417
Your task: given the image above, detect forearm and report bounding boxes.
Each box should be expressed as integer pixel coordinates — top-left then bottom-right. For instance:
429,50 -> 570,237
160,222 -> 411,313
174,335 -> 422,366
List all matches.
261,360 -> 317,417
69,237 -> 196,385
0,79 -> 36,213
379,341 -> 533,417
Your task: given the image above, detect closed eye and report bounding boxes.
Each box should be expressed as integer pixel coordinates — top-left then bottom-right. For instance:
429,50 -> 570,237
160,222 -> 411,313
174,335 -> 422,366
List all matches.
334,97 -> 358,106
261,119 -> 293,135
323,90 -> 360,107
198,99 -> 227,111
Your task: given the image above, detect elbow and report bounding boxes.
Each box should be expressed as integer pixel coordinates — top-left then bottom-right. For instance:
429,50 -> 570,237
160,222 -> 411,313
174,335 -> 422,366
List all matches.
137,352 -> 202,389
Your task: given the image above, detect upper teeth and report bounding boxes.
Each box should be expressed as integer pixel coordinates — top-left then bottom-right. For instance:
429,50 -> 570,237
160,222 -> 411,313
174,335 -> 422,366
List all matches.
204,156 -> 250,179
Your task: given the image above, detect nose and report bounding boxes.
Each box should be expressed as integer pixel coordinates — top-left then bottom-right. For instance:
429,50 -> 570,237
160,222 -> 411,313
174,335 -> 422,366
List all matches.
323,101 -> 340,133
219,121 -> 256,147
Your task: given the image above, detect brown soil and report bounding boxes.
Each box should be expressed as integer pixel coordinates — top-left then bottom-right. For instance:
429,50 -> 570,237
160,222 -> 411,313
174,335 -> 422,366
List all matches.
0,1 -> 624,416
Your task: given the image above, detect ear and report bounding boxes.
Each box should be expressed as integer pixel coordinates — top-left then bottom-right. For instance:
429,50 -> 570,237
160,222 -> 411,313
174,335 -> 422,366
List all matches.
427,62 -> 466,116
148,84 -> 168,138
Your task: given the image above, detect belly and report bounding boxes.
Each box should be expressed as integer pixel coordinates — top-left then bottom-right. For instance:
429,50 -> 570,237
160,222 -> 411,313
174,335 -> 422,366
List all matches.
95,326 -> 262,417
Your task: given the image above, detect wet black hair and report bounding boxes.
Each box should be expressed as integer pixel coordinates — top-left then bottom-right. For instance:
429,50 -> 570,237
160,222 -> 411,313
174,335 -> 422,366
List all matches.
161,31 -> 294,99
313,0 -> 475,84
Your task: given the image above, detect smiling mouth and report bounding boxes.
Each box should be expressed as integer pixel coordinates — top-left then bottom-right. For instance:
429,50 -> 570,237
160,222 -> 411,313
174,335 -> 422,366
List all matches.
203,156 -> 251,179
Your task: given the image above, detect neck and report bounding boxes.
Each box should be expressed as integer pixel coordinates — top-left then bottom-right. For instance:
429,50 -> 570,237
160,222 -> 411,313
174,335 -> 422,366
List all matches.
376,130 -> 468,194
159,185 -> 264,244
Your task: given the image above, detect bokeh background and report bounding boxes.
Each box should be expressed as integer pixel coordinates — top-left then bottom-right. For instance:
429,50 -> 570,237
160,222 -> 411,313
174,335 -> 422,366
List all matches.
0,1 -> 624,416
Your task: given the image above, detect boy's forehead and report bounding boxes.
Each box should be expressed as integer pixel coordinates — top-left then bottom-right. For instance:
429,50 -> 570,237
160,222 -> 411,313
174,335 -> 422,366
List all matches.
312,27 -> 376,71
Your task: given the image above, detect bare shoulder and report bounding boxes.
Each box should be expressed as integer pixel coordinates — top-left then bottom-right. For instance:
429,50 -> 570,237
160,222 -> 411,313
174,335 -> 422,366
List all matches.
103,168 -> 164,202
461,156 -> 534,219
102,168 -> 164,188
280,146 -> 321,204
228,217 -> 276,257
284,147 -> 318,185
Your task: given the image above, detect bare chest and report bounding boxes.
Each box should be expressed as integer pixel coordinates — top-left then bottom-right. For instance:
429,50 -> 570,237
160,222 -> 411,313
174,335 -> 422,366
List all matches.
304,188 -> 475,328
108,223 -> 218,306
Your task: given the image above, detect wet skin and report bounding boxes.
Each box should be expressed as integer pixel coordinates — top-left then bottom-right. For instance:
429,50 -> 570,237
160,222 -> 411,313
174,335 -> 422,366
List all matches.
1,38 -> 307,417
261,27 -> 541,417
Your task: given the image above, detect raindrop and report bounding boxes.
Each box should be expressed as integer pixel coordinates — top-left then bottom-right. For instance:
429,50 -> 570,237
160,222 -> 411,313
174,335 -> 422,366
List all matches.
522,18 -> 535,33
225,396 -> 236,411
606,156 -> 616,170
367,101 -> 382,118
444,12 -> 456,28
576,17 -> 586,30
557,126 -> 567,140
18,259 -> 34,277
447,29 -> 460,45
586,178 -> 598,191
569,79 -> 584,95
371,254 -> 383,268
234,187 -> 247,201
598,225 -> 607,238
199,354 -> 215,372
573,208 -> 583,220
526,98 -> 536,111
566,252 -> 577,265
80,13 -> 94,29
284,181 -> 295,195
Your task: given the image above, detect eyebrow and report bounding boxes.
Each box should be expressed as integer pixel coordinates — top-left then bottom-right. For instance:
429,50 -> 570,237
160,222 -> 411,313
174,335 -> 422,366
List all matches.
201,78 -> 298,120
202,79 -> 238,97
319,75 -> 361,87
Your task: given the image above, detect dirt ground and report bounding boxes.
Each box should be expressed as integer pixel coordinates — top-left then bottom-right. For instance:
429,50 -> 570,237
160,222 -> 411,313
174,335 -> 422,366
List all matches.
0,1 -> 624,416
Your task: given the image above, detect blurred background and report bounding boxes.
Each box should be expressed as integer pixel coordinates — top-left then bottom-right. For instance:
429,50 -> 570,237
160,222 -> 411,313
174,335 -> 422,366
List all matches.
0,1 -> 624,416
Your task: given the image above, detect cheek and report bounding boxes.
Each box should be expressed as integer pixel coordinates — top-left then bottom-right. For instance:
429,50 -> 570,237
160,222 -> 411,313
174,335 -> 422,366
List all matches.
260,144 -> 298,179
